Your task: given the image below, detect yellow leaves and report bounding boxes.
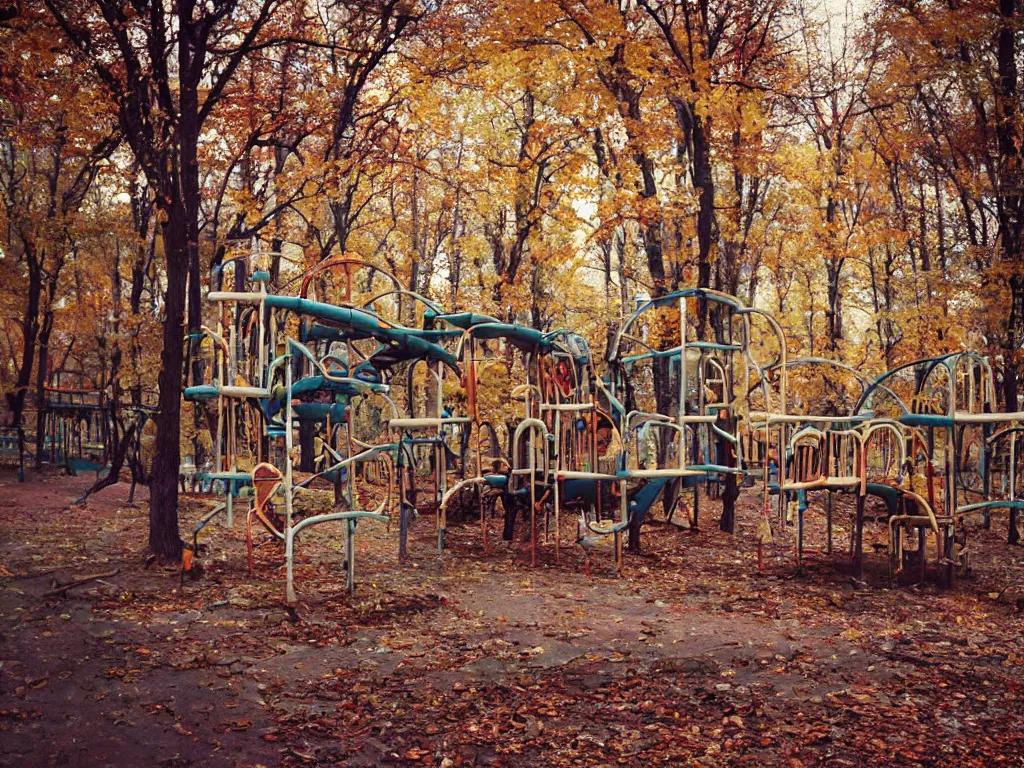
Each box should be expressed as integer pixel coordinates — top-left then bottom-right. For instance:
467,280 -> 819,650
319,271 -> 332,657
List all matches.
646,307 -> 682,352
739,100 -> 767,140
474,359 -> 516,424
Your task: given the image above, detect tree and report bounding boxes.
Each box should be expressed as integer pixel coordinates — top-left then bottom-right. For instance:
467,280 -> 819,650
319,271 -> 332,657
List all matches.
869,0 -> 1024,408
42,0 -> 288,557
0,9 -> 119,477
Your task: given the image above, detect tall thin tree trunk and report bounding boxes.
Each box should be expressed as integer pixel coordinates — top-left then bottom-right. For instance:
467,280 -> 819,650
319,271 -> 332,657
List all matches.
8,254 -> 41,480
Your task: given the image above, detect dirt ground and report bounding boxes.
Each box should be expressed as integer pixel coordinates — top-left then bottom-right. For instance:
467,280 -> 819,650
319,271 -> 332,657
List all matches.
2,469 -> 1024,767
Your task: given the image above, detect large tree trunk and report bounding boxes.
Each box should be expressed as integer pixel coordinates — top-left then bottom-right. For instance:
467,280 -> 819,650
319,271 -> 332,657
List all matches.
691,112 -> 715,292
996,0 -> 1023,413
148,207 -> 188,560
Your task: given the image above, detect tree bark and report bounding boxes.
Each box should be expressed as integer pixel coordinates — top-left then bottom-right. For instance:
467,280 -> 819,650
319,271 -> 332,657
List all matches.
996,0 -> 1023,412
148,206 -> 188,560
7,252 -> 41,479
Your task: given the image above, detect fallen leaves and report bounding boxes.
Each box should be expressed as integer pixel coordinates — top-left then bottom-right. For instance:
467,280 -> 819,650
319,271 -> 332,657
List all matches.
216,718 -> 252,732
172,721 -> 193,736
3,474 -> 1024,768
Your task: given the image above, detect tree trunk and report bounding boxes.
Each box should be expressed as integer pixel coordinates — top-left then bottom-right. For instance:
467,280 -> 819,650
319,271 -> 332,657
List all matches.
718,417 -> 739,534
33,307 -> 54,470
7,255 -> 41,480
77,422 -> 136,505
692,112 -> 715,292
996,0 -> 1023,413
825,256 -> 844,352
1004,276 -> 1022,412
148,207 -> 188,560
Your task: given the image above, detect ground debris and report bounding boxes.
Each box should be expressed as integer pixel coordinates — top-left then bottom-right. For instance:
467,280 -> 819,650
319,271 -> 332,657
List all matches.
1,470 -> 1024,766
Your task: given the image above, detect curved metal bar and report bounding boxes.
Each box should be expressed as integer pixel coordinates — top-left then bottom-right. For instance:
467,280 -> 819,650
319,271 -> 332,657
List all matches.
737,307 -> 787,418
789,425 -> 826,448
286,337 -> 322,371
436,475 -> 506,550
987,425 -> 1024,444
511,383 -> 542,400
284,509 -> 390,601
851,353 -> 986,415
593,376 -> 625,417
862,421 -> 907,475
189,325 -> 230,355
295,256 -> 402,301
511,418 -> 551,472
289,509 -> 389,538
769,357 -> 913,417
453,323 -> 549,361
363,288 -> 446,316
609,288 -> 746,363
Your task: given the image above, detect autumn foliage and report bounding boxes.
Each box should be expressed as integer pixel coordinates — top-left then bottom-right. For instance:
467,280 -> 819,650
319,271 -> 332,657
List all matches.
2,0 -> 1023,553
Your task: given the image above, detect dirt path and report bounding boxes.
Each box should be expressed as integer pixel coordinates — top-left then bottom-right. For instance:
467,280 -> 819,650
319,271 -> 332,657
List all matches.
2,469 -> 1024,766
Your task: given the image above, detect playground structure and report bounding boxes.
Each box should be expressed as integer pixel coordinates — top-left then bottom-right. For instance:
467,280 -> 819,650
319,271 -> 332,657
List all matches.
180,251 -> 1024,601
39,371 -> 110,472
0,370 -> 144,483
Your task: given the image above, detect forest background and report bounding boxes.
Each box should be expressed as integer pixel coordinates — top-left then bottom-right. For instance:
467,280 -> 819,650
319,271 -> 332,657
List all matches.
2,0 -> 1022,557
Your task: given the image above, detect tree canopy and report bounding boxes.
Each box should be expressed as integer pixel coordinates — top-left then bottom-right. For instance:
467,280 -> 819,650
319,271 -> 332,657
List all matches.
2,0 -> 1023,554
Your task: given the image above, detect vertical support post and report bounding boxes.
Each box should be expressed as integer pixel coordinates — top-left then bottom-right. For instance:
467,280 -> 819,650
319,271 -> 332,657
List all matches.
778,424 -> 787,528
215,391 -> 223,473
1010,435 -> 1019,545
285,357 -> 297,604
478,430 -> 487,555
529,423 -> 537,567
434,364 -> 447,548
942,521 -> 955,586
256,281 -> 266,389
678,296 -> 687,472
889,515 -> 899,585
346,518 -> 356,593
826,490 -> 833,554
470,339 -> 487,555
285,527 -> 295,602
918,526 -> 927,583
398,440 -> 409,564
797,501 -> 804,569
347,354 -> 356,508
400,503 -> 409,562
854,493 -> 865,582
437,440 -> 446,556
553,409 -> 561,563
617,477 -> 627,572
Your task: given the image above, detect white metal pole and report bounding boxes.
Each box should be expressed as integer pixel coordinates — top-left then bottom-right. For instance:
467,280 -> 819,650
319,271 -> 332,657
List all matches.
679,296 -> 687,471
285,356 -> 296,603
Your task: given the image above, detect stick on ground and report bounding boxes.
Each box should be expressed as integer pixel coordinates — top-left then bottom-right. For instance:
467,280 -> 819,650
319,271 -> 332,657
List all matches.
43,569 -> 120,598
